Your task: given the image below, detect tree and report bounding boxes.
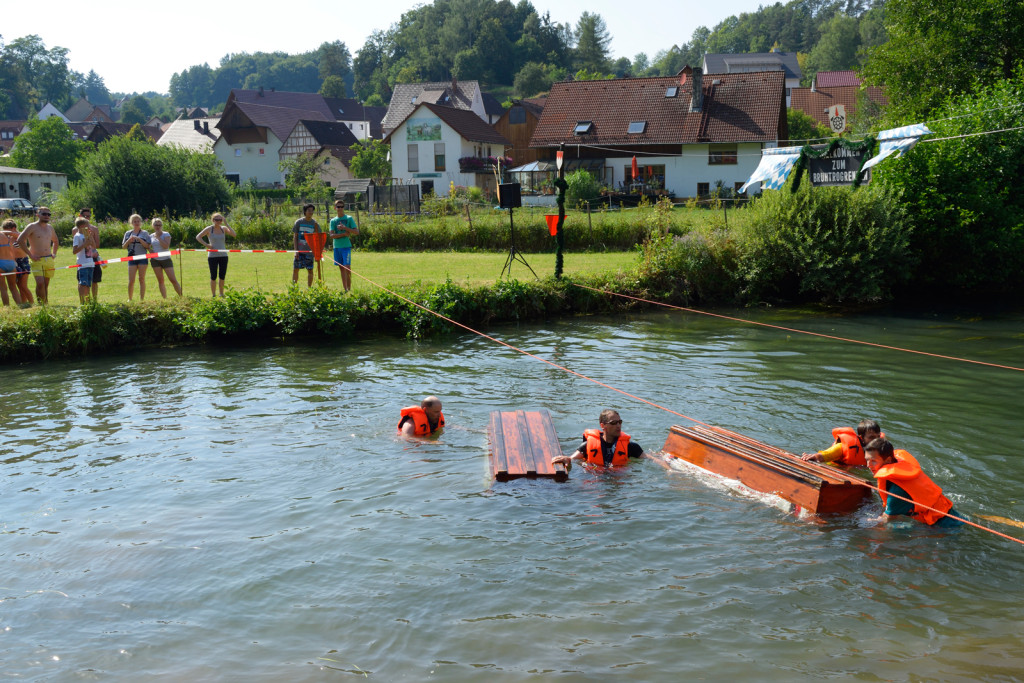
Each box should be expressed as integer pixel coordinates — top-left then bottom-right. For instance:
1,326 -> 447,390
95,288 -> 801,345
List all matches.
71,135 -> 232,218
513,62 -> 553,97
317,40 -> 352,80
804,14 -> 862,76
81,70 -> 112,107
279,151 -> 331,203
120,94 -> 153,125
348,140 -> 391,185
573,12 -> 611,73
863,0 -> 1024,119
319,75 -> 348,98
9,116 -> 90,182
785,108 -> 831,143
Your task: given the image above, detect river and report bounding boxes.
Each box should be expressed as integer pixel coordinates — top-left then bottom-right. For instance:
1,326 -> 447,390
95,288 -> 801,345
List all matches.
2,306 -> 1022,680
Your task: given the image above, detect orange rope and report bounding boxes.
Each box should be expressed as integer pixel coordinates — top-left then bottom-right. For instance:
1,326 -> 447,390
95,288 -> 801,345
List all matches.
340,265 -> 1023,546
572,283 -> 1024,373
857,479 -> 1024,545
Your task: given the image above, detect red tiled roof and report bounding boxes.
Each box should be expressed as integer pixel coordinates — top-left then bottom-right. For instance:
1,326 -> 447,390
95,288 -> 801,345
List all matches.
790,86 -> 888,127
529,72 -> 785,148
814,71 -> 861,88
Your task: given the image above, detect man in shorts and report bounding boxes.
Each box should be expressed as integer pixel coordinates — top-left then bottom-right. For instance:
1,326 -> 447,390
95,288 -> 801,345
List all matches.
17,207 -> 59,304
292,203 -> 320,288
72,216 -> 96,304
328,199 -> 359,292
72,208 -> 103,300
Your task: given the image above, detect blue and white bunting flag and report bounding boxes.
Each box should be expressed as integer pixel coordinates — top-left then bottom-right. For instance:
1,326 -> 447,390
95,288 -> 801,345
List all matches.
740,152 -> 801,193
861,123 -> 932,170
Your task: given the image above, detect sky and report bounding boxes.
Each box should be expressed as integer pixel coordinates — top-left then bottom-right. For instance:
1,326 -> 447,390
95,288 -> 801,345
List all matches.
2,0 -> 771,95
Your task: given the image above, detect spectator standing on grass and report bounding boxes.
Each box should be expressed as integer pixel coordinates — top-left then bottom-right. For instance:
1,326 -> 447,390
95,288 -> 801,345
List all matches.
195,212 -> 235,297
72,217 -> 96,304
0,219 -> 24,307
122,214 -> 151,301
72,208 -> 103,300
292,203 -> 320,288
149,218 -> 182,297
16,207 -> 58,304
328,199 -> 359,292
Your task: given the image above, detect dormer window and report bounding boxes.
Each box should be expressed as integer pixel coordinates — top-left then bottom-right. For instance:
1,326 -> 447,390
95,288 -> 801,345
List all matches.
627,121 -> 646,134
665,86 -> 678,97
573,121 -> 593,135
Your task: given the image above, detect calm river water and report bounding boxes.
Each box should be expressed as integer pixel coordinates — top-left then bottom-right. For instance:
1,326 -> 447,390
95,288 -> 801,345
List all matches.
2,307 -> 1023,681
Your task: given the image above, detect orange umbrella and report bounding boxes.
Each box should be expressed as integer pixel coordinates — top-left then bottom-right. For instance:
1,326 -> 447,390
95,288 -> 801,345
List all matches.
631,156 -> 638,180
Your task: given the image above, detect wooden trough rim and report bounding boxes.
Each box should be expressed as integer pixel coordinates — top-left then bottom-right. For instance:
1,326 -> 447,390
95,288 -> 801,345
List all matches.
667,424 -> 869,487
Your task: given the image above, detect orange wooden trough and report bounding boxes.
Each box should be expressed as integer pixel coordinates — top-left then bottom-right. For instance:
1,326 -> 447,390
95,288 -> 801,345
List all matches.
661,423 -> 872,514
489,409 -> 568,482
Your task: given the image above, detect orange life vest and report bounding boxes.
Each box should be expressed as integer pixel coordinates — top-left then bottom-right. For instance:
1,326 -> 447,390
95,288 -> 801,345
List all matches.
831,427 -> 866,467
398,406 -> 445,436
874,449 -> 953,525
583,429 -> 631,467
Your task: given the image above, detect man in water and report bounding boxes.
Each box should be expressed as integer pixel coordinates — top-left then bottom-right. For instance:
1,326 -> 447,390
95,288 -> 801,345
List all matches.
16,207 -> 59,304
552,409 -> 645,469
865,437 -> 963,527
399,396 -> 445,437
801,418 -> 882,466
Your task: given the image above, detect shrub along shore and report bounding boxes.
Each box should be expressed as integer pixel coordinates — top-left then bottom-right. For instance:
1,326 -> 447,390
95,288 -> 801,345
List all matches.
0,274 -> 663,362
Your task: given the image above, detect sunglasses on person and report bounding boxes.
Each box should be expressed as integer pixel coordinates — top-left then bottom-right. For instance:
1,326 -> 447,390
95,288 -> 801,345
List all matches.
602,419 -> 623,426
39,212 -> 51,216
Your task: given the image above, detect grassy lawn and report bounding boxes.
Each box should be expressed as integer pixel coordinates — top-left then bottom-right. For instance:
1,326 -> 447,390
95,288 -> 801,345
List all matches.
8,249 -> 639,307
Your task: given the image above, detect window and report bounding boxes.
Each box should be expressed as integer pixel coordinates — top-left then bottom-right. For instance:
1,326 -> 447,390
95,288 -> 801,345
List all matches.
234,149 -> 242,157
349,123 -> 353,129
665,86 -> 678,97
697,182 -> 710,197
407,144 -> 419,173
509,106 -> 526,125
434,142 -> 445,172
258,148 -> 266,156
627,121 -> 646,134
573,121 -> 593,135
42,182 -> 51,190
709,144 -> 737,165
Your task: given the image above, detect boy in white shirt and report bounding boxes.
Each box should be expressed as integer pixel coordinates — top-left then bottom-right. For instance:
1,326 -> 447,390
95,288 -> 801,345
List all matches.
72,217 -> 96,304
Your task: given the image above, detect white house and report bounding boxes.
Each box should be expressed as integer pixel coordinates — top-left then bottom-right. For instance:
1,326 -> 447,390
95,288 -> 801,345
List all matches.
35,102 -> 69,123
0,166 -> 68,200
383,102 -> 512,198
383,79 -> 501,137
529,67 -> 787,198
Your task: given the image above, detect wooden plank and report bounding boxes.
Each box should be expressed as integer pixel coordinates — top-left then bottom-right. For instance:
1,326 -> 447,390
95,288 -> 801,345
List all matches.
662,424 -> 870,514
488,410 -> 567,481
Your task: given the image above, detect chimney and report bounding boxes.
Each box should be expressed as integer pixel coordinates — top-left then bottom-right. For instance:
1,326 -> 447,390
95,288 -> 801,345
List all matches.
689,67 -> 703,113
203,121 -> 210,134
194,119 -> 202,131
258,86 -> 264,97
451,76 -> 458,97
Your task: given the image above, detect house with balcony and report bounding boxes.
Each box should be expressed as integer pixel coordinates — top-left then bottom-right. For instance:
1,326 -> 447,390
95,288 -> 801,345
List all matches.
529,67 -> 786,199
383,102 -> 511,198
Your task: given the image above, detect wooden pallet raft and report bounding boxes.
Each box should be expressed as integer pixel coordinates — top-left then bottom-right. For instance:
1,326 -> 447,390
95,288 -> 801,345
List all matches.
488,410 -> 568,482
662,424 -> 872,514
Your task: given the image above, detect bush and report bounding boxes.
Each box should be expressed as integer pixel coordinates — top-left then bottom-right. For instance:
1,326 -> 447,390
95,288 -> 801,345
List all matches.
876,71 -> 1024,297
71,136 -> 233,219
565,169 -> 601,208
738,182 -> 910,303
636,228 -> 742,304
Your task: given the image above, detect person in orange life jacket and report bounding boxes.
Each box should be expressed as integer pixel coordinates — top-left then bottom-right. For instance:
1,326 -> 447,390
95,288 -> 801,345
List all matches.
551,409 -> 645,470
864,438 -> 963,528
801,418 -> 882,466
398,396 -> 444,437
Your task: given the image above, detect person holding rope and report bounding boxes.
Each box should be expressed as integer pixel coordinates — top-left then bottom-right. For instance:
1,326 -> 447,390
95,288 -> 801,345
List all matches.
865,438 -> 963,528
398,396 -> 445,437
801,418 -> 881,467
329,199 -> 359,292
552,409 -> 646,470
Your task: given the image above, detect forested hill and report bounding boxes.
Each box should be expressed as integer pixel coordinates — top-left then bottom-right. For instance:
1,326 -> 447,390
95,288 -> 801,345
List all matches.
0,0 -> 885,119
168,0 -> 885,109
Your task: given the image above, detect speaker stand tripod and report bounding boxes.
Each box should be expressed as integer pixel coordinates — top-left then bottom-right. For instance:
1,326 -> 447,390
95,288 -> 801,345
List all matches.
500,206 -> 537,279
